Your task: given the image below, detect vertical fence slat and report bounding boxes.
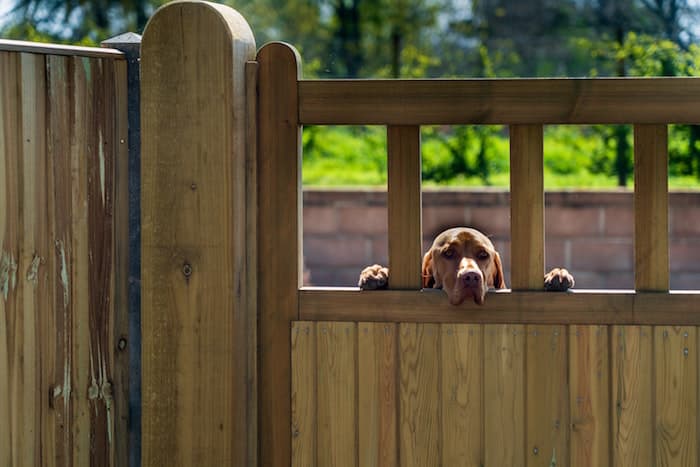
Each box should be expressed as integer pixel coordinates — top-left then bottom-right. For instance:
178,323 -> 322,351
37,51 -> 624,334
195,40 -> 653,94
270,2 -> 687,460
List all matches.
21,51 -> 48,467
654,326 -> 697,467
358,322 -> 398,467
611,326 -> 653,467
569,325 -> 610,467
634,125 -> 669,291
0,50 -> 21,467
441,324 -> 482,466
141,3 -> 256,466
292,322 -> 317,467
257,41 -> 302,467
484,324 -> 525,467
400,323 -> 440,467
388,125 -> 422,289
317,322 -> 357,467
510,125 -> 544,290
526,325 -> 568,467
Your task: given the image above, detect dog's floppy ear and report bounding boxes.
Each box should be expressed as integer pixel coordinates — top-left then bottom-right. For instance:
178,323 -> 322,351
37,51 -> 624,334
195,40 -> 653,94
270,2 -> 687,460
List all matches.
492,252 -> 506,289
421,250 -> 436,288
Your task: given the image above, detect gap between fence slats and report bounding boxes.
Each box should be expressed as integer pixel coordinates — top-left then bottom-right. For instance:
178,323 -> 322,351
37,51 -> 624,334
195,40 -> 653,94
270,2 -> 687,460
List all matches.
634,124 -> 669,291
387,126 -> 423,289
298,79 -> 700,125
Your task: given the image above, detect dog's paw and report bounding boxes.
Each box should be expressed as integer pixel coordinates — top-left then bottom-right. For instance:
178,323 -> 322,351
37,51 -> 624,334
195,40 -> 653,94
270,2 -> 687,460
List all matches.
358,264 -> 389,290
544,268 -> 574,291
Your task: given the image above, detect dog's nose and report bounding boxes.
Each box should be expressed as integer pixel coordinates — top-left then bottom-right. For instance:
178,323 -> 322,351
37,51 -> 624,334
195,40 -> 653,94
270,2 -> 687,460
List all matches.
460,270 -> 482,287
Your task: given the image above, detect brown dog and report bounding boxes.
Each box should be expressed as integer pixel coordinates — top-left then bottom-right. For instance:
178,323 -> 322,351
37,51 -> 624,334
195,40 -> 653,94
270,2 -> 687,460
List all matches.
358,227 -> 574,305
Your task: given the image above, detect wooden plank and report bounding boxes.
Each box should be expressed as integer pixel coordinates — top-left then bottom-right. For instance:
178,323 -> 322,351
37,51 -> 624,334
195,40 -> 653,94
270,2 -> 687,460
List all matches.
17,51 -> 46,467
46,53 -> 72,467
111,55 -> 130,467
256,41 -> 302,467
484,324 -> 525,467
0,38 -> 125,58
441,324 -> 482,466
316,322 -> 357,467
298,78 -> 700,125
358,322 -> 398,467
299,288 -> 700,325
611,326 -> 653,467
510,125 -> 544,290
569,325 -> 610,467
69,55 -> 92,467
0,50 -> 22,467
525,325 -> 568,467
140,3 -> 256,466
634,125 -> 669,291
291,322 -> 316,467
387,125 -> 422,289
654,326 -> 697,467
400,323 -> 440,467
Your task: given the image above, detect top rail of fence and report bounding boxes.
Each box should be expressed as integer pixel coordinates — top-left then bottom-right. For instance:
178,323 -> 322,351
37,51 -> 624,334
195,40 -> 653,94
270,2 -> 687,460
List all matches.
0,38 -> 125,59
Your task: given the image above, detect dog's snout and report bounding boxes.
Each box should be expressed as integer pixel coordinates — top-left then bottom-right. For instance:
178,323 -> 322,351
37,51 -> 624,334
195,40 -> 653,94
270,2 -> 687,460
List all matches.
461,270 -> 482,287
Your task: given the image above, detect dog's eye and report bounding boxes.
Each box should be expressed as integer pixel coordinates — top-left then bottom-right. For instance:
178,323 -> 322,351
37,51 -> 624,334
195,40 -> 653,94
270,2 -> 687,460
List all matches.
477,250 -> 490,260
443,248 -> 455,259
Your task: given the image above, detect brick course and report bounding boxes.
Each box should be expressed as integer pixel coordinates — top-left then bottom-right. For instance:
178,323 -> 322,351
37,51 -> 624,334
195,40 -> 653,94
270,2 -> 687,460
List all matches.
303,189 -> 700,290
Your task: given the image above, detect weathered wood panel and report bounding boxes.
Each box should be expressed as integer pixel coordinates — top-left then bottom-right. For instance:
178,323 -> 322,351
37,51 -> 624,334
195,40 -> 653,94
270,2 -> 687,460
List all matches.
1,46 -> 127,467
291,322 -> 316,467
141,2 -> 256,466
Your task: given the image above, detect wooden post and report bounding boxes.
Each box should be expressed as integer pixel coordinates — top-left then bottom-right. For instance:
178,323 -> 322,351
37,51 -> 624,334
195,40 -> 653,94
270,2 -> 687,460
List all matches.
141,2 -> 256,466
257,41 -> 302,467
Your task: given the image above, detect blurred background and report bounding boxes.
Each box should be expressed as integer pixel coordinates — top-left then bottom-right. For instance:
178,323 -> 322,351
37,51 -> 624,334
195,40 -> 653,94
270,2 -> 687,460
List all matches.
3,0 -> 699,288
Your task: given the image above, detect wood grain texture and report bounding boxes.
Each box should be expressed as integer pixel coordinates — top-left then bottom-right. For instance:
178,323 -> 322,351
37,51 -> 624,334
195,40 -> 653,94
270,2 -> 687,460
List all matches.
484,325 -> 525,467
569,325 -> 610,467
634,125 -> 669,291
654,326 -> 697,467
510,125 -> 544,290
141,2 -> 256,466
300,288 -> 700,324
526,325 -> 569,467
611,326 -> 653,467
291,322 -> 316,467
317,322 -> 357,467
358,322 -> 398,467
387,125 -> 422,289
257,41 -> 302,467
298,78 -> 700,125
400,323 -> 441,467
0,38 -> 124,58
441,324 -> 482,466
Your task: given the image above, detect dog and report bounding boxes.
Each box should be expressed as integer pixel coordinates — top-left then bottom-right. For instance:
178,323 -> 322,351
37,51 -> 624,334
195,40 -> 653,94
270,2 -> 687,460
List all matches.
358,227 -> 574,305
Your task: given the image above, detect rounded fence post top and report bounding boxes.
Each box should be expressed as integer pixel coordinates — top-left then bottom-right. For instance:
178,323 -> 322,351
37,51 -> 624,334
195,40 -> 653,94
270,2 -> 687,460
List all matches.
143,0 -> 255,51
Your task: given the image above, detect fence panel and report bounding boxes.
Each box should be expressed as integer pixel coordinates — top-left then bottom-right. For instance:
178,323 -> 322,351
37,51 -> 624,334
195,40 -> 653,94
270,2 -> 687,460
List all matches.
1,44 -> 127,466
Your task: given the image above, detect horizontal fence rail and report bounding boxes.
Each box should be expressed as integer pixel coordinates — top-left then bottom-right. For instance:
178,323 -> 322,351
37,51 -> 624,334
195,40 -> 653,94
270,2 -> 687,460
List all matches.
298,78 -> 700,125
0,39 -> 125,58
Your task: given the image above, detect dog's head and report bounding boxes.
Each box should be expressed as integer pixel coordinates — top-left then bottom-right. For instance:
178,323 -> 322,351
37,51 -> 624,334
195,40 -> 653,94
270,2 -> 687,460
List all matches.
421,227 -> 506,305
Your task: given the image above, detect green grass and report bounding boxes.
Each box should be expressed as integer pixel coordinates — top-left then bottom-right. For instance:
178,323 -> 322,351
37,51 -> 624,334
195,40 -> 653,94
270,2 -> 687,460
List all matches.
301,125 -> 700,189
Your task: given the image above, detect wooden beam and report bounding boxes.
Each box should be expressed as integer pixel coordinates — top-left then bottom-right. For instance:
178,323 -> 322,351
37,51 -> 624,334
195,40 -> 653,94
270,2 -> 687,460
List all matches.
634,125 -> 669,291
298,288 -> 700,325
387,126 -> 423,289
298,78 -> 700,125
510,125 -> 544,290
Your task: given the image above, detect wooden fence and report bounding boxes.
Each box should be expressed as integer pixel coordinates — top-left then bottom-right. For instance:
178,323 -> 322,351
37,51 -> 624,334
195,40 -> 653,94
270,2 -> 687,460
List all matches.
2,1 -> 700,466
0,41 -> 129,465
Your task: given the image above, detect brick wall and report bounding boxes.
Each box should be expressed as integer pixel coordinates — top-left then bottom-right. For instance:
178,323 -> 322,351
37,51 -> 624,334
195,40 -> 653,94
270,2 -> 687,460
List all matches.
303,189 -> 700,290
